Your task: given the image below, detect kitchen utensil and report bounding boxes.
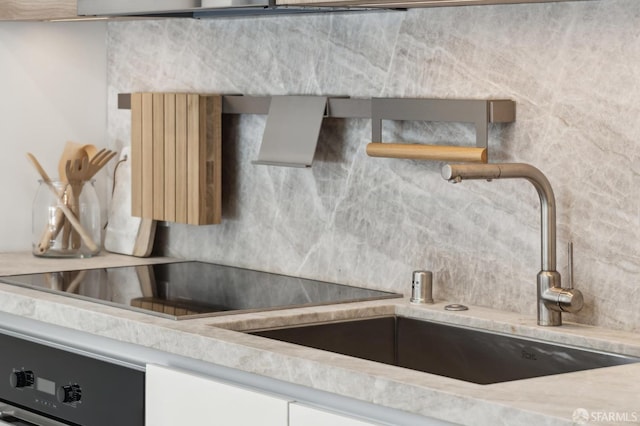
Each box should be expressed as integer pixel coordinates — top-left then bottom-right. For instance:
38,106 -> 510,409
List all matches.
73,149 -> 117,250
65,157 -> 89,183
58,141 -> 90,183
32,179 -> 101,257
33,180 -> 68,253
58,142 -> 92,248
65,149 -> 118,185
27,153 -> 67,252
65,157 -> 89,249
26,153 -> 99,254
87,149 -> 118,178
64,150 -> 116,248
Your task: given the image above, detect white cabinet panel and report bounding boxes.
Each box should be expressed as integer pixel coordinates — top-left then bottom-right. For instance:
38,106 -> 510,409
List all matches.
290,402 -> 381,426
146,364 -> 289,426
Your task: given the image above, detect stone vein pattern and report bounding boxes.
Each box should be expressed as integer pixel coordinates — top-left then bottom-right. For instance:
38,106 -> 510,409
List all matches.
107,0 -> 640,332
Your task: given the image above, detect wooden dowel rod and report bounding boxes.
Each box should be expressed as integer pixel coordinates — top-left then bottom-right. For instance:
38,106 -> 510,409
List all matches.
366,143 -> 487,163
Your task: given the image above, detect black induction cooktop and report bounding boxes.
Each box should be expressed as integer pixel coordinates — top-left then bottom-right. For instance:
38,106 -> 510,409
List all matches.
0,261 -> 401,320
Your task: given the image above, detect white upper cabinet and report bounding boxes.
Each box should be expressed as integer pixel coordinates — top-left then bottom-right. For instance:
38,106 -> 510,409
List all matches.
0,0 -> 78,21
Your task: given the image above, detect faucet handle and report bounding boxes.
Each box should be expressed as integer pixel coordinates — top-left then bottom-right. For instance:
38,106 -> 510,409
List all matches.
567,241 -> 574,290
558,241 -> 583,313
556,287 -> 584,313
541,241 -> 584,316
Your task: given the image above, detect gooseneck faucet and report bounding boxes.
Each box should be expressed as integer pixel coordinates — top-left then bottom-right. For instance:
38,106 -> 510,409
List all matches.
441,163 -> 583,326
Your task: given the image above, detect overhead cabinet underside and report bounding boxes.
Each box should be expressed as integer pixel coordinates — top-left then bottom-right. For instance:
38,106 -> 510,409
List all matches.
275,0 -> 593,7
0,0 -> 598,21
0,0 -> 77,21
76,0 -> 596,17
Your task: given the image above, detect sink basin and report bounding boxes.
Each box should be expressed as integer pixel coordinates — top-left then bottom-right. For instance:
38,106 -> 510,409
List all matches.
249,316 -> 640,384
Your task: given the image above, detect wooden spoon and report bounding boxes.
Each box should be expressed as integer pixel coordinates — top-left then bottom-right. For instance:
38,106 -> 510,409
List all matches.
27,153 -> 66,253
58,142 -> 89,248
58,142 -> 89,183
65,150 -> 116,248
65,157 -> 89,249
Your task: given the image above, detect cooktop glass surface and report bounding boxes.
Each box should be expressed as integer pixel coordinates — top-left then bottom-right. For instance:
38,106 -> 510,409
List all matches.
0,261 -> 401,320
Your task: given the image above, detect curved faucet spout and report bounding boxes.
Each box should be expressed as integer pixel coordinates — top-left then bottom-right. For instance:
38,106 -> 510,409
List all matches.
442,163 -> 556,271
441,163 -> 583,326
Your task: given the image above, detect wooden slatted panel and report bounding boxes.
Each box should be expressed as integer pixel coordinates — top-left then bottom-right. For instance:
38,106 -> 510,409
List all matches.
164,94 -> 177,223
187,94 -> 201,225
130,93 -> 143,218
131,92 -> 222,225
175,94 -> 188,224
152,93 -> 165,220
141,93 -> 154,219
205,95 -> 223,224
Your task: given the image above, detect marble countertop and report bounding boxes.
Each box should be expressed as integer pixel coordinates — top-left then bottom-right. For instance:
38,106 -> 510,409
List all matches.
0,252 -> 639,426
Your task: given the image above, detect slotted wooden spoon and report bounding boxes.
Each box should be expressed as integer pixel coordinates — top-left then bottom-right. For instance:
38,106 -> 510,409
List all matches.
65,157 -> 89,249
65,149 -> 117,248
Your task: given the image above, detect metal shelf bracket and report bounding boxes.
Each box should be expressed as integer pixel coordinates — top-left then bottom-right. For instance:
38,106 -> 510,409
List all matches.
367,98 -> 515,163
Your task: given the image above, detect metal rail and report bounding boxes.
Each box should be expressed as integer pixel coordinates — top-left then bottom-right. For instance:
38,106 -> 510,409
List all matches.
117,93 -> 515,166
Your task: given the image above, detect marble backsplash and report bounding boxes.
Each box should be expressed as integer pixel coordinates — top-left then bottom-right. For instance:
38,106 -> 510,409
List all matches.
107,0 -> 640,332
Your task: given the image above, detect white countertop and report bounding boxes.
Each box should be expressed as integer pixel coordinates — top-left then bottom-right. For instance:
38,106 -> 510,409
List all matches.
0,252 -> 638,426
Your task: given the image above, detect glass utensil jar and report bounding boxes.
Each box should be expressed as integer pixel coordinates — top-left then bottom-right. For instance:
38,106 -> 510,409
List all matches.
32,180 -> 101,258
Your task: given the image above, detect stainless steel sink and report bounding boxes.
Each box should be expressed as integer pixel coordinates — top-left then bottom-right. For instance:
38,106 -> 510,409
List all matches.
249,316 -> 640,384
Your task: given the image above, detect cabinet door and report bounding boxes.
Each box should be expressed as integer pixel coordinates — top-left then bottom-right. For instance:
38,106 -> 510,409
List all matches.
289,402 -> 381,426
146,364 -> 289,426
0,0 -> 77,20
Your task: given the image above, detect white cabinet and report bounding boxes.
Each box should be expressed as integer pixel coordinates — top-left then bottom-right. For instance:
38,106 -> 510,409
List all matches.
145,364 -> 290,426
290,402 -> 381,426
146,365 -> 392,426
0,0 -> 78,21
